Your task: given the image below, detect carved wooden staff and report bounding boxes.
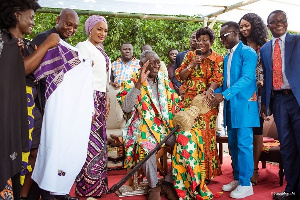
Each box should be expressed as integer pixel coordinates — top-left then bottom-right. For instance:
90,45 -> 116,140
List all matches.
109,94 -> 210,193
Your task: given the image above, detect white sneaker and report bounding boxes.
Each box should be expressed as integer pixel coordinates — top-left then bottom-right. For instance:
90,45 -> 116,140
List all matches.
230,185 -> 254,199
222,180 -> 239,192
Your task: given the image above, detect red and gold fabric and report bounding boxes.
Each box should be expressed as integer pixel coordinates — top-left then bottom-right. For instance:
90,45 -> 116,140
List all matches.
117,70 -> 216,199
117,71 -> 182,168
173,129 -> 214,199
175,50 -> 223,180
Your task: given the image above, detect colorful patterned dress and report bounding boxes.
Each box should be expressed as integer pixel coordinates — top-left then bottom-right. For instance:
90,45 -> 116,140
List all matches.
175,50 -> 224,180
117,71 -> 214,199
20,39 -> 38,185
0,179 -> 13,200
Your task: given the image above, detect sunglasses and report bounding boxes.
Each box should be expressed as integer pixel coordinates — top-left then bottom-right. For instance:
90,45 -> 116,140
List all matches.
218,31 -> 235,40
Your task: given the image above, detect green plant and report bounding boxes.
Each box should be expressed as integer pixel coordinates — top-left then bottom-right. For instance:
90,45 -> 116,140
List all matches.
27,13 -> 229,63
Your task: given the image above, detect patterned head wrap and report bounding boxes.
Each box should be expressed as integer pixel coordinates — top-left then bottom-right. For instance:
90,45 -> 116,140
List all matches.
85,15 -> 107,35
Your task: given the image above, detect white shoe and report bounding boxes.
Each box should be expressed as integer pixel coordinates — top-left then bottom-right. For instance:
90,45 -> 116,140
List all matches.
222,180 -> 239,192
230,185 -> 254,199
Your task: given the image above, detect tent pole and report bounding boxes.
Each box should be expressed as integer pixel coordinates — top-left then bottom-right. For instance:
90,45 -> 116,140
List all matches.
205,0 -> 261,19
208,17 -> 218,29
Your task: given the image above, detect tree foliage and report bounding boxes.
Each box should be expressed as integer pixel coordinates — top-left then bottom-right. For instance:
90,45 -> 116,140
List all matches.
28,13 -> 228,63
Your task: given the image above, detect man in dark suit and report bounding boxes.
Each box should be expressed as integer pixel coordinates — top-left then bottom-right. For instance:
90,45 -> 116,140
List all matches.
260,10 -> 300,200
172,31 -> 198,95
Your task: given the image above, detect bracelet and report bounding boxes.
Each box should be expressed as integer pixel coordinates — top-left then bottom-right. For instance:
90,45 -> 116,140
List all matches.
209,88 -> 214,93
187,65 -> 192,72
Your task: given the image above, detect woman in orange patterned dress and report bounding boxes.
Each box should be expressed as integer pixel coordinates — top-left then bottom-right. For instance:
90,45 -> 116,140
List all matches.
175,27 -> 224,182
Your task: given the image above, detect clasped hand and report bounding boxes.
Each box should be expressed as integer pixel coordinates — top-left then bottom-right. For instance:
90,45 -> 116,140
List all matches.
204,93 -> 224,108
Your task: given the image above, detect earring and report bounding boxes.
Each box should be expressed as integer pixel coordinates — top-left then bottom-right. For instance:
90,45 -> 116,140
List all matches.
89,31 -> 92,38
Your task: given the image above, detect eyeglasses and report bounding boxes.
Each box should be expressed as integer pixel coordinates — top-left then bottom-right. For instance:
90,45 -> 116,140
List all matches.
218,31 -> 234,40
268,18 -> 287,25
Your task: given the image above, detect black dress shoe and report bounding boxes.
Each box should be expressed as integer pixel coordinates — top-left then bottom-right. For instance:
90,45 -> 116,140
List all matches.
53,194 -> 79,200
273,191 -> 297,200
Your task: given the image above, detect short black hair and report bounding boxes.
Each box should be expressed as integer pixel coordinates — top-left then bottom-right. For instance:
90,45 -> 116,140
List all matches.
120,42 -> 132,49
196,27 -> 216,43
0,0 -> 41,30
267,10 -> 286,24
221,21 -> 240,32
168,48 -> 177,55
239,13 -> 268,46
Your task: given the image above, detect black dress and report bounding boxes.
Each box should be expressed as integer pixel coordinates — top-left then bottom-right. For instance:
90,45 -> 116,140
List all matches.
0,30 -> 29,191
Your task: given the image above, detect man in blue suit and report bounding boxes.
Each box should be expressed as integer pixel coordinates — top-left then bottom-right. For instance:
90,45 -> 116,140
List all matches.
210,21 -> 259,199
260,10 -> 300,200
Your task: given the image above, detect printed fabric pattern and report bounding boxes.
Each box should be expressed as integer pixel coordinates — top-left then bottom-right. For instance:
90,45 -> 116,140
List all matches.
117,71 -> 182,168
175,50 -> 223,179
20,86 -> 35,185
173,129 -> 214,200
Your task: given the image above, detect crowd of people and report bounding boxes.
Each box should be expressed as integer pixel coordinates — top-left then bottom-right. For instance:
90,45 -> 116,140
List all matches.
1,0 -> 300,200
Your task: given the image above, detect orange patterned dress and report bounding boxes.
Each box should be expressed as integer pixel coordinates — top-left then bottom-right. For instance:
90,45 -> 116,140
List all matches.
175,50 -> 224,179
0,179 -> 13,199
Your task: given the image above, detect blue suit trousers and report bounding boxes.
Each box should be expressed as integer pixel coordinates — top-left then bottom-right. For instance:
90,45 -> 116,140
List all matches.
226,102 -> 254,186
272,93 -> 300,194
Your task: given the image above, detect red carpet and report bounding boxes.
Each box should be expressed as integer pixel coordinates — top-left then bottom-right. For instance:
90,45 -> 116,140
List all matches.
70,155 -> 286,199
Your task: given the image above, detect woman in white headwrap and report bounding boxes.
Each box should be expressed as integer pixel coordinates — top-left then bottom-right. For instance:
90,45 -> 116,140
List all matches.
75,15 -> 111,197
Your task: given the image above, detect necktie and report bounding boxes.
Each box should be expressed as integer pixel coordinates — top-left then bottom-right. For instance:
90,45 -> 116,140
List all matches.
272,38 -> 283,90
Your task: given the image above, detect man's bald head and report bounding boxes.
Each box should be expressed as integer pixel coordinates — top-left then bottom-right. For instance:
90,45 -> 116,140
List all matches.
55,8 -> 79,39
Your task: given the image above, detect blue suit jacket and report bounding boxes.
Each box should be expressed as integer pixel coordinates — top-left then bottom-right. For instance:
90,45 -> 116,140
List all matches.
221,41 -> 259,128
260,33 -> 300,114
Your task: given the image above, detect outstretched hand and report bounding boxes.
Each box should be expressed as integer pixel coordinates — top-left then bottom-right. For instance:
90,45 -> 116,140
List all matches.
135,60 -> 150,89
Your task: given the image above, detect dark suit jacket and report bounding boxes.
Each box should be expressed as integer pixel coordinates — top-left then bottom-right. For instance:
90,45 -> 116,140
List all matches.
173,50 -> 188,87
260,33 -> 300,114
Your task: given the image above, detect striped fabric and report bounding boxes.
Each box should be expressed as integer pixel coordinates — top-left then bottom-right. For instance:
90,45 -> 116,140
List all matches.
75,91 -> 108,197
34,41 -> 81,99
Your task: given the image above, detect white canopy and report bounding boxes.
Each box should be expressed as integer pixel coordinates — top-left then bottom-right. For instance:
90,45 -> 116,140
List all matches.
39,0 -> 300,33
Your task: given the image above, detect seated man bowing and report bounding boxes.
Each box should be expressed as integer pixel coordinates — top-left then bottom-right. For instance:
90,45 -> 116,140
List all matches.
117,50 -> 213,200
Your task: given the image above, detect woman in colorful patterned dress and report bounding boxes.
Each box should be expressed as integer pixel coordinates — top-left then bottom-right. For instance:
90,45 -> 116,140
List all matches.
175,27 -> 223,183
75,15 -> 111,197
239,13 -> 268,185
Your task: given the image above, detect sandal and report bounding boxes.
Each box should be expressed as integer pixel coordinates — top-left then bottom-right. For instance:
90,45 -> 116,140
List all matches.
251,168 -> 259,186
